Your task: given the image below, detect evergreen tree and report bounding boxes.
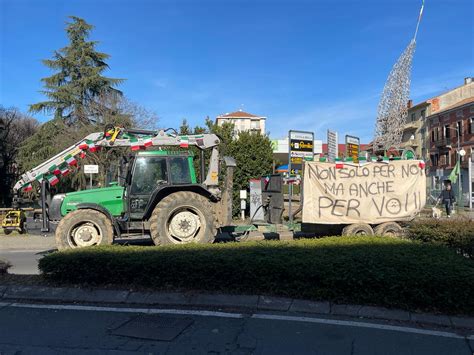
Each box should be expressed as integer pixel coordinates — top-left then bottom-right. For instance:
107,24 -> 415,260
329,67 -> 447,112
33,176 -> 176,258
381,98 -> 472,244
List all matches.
197,117 -> 273,216
227,131 -> 274,216
29,16 -> 123,124
179,119 -> 191,135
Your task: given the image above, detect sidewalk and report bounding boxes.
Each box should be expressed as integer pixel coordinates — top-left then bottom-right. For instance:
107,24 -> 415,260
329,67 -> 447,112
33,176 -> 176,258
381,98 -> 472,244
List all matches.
1,284 -> 473,332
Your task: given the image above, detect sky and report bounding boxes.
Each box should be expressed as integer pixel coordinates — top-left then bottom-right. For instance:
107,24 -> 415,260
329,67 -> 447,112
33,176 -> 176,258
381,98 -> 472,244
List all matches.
0,0 -> 473,143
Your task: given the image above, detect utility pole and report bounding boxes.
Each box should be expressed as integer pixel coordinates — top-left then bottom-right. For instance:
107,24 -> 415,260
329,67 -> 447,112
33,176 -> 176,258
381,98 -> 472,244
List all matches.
447,126 -> 466,209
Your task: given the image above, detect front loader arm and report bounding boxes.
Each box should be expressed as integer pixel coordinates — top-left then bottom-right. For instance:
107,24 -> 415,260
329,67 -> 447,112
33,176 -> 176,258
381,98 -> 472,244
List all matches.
14,127 -> 221,192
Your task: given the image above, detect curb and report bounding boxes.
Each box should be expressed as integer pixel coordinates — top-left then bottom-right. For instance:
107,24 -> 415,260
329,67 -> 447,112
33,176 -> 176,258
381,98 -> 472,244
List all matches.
1,285 -> 473,331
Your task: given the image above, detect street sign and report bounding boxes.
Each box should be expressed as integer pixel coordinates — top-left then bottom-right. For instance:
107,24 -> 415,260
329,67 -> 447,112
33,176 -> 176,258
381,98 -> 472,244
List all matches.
345,135 -> 360,163
84,165 -> 99,174
289,130 -> 314,175
288,130 -> 314,224
327,130 -> 338,162
84,165 -> 99,189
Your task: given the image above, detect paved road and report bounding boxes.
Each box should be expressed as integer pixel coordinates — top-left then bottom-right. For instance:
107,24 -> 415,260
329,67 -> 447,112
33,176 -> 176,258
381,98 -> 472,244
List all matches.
0,235 -> 154,274
0,302 -> 472,354
0,235 -> 56,274
0,249 -> 49,274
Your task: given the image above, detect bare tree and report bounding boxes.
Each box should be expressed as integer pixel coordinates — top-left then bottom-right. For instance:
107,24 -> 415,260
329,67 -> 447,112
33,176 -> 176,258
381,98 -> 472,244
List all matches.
0,107 -> 39,206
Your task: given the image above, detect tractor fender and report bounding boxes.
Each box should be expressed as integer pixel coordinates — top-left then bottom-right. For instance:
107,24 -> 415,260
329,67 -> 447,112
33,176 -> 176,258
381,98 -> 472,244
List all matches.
76,203 -> 122,238
143,185 -> 218,220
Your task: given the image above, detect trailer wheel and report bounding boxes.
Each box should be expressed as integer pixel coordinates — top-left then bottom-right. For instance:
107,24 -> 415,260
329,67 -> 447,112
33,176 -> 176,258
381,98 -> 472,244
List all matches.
3,229 -> 12,235
342,223 -> 374,236
55,209 -> 114,250
150,191 -> 216,246
373,222 -> 404,237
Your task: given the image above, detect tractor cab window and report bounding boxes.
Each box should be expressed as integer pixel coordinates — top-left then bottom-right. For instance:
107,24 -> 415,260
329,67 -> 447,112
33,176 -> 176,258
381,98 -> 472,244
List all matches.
131,157 -> 168,194
170,157 -> 192,184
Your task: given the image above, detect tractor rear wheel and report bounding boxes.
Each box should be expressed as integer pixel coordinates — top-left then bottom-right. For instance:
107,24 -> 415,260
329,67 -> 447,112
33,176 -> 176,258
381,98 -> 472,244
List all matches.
150,191 -> 216,246
55,209 -> 114,250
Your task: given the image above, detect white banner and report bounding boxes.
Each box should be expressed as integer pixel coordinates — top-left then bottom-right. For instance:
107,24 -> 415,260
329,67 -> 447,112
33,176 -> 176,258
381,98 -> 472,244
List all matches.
302,160 -> 426,224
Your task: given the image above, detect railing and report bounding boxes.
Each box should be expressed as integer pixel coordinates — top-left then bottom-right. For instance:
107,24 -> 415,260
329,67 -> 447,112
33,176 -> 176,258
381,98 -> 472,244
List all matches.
403,121 -> 421,131
434,138 -> 451,147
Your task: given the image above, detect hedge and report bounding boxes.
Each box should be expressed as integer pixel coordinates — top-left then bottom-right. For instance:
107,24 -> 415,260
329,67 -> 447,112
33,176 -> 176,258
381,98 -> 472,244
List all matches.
407,219 -> 474,259
39,237 -> 474,315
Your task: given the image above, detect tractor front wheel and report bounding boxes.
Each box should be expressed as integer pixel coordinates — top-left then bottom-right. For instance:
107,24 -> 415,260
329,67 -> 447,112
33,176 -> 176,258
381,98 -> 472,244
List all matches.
55,209 -> 114,250
150,191 -> 216,246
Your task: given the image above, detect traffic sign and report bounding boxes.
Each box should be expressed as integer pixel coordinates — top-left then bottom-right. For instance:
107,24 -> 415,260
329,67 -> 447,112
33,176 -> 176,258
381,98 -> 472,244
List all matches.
84,165 -> 99,174
288,130 -> 314,224
288,130 -> 314,177
345,135 -> 360,163
327,130 -> 338,162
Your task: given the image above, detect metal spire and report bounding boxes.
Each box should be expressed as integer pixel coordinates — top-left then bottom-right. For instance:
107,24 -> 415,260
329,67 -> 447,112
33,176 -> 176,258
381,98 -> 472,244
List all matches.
373,0 -> 424,153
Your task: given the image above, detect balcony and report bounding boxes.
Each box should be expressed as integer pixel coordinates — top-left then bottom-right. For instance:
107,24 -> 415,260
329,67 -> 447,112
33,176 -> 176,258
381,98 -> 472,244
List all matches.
403,121 -> 421,131
434,138 -> 451,148
402,139 -> 419,148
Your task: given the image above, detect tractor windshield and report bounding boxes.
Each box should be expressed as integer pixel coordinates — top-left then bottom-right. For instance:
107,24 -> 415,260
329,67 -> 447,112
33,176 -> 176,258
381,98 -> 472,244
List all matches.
169,156 -> 192,184
131,156 -> 168,194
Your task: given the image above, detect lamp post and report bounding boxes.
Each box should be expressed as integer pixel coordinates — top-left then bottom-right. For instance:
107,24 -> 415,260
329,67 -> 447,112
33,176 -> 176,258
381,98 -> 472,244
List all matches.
446,126 -> 466,208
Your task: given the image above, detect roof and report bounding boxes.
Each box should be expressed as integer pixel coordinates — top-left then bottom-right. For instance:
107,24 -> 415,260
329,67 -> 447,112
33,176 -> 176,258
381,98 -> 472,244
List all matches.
428,97 -> 474,116
322,144 -> 370,154
408,101 -> 430,111
216,110 -> 265,119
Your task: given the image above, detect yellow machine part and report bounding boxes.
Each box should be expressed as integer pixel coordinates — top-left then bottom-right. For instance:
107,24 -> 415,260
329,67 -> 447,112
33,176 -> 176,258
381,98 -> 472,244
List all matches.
1,210 -> 26,234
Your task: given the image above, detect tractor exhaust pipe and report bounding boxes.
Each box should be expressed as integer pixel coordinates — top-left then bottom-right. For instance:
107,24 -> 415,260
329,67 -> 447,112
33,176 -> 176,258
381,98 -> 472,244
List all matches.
222,156 -> 236,226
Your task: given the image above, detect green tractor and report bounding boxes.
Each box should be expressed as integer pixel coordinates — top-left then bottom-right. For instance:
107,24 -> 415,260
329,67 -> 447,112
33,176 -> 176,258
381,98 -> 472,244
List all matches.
13,127 -> 236,250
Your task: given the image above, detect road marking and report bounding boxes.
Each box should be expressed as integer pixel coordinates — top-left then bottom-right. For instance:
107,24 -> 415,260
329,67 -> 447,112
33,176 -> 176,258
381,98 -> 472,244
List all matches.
7,302 -> 244,319
252,314 -> 468,340
3,302 -> 472,340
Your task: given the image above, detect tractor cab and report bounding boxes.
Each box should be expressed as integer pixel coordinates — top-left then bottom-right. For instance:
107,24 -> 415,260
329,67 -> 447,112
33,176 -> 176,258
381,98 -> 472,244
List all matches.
126,150 -> 197,220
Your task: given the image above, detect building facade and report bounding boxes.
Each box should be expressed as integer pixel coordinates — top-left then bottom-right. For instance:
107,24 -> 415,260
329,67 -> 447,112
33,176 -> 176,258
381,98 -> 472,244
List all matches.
402,101 -> 430,161
428,96 -> 474,197
216,110 -> 266,136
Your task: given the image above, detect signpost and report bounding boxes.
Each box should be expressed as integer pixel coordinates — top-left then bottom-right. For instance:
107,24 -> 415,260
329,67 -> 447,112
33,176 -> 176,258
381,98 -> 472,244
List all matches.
327,130 -> 338,162
470,156 -> 473,209
84,164 -> 99,190
288,130 -> 314,223
345,135 -> 360,163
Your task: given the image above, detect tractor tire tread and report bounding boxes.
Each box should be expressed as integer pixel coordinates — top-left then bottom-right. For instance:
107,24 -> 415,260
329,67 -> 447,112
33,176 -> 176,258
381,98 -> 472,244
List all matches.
55,209 -> 114,250
150,191 -> 216,246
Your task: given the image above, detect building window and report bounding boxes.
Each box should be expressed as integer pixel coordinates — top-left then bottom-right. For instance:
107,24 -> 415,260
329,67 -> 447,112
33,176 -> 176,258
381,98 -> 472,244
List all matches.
431,130 -> 435,142
457,121 -> 463,137
470,118 -> 473,134
411,113 -> 415,122
444,125 -> 450,139
421,109 -> 426,119
250,120 -> 260,130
